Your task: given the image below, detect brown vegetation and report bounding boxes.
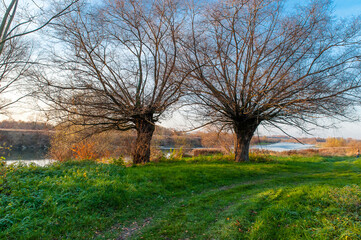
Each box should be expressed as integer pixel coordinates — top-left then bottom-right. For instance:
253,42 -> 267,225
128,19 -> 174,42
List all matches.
192,148 -> 224,157
48,126 -> 135,162
251,147 -> 358,157
197,131 -> 234,153
49,122 -> 361,161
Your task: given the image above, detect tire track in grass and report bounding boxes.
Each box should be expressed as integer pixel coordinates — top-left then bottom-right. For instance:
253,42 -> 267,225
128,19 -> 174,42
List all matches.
106,179 -> 267,240
135,171 -> 347,240
133,179 -> 272,239
106,166 -> 356,239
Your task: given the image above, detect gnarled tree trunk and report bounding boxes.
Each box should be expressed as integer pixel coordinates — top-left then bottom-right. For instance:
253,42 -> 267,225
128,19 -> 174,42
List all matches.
233,119 -> 260,162
132,116 -> 155,164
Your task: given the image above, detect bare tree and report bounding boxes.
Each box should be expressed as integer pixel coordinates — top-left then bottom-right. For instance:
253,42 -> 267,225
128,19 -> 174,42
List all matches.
0,32 -> 30,111
0,0 -> 78,111
182,0 -> 361,162
38,0 -> 186,163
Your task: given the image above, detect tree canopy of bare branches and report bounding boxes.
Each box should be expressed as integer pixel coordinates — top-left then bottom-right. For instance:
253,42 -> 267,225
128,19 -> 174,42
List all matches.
182,0 -> 361,162
39,0 -> 186,163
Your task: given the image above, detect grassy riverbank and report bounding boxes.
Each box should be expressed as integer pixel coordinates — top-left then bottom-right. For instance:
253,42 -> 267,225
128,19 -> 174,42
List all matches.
1,155 -> 361,239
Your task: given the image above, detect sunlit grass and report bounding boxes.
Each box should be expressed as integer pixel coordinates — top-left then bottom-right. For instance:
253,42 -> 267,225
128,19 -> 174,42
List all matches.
1,156 -> 361,239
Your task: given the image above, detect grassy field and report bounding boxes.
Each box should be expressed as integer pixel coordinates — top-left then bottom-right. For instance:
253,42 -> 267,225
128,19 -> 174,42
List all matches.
1,155 -> 361,239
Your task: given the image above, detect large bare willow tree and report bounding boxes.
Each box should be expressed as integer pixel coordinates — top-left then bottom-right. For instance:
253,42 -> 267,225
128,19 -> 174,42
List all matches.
183,0 -> 361,162
39,0 -> 186,163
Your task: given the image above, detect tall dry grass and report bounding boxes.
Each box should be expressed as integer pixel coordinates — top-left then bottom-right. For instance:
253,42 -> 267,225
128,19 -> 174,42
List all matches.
48,126 -> 135,161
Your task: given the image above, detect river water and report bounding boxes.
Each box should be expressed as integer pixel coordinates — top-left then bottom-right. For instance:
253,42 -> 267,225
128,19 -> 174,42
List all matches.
5,159 -> 55,166
3,150 -> 54,166
251,142 -> 315,152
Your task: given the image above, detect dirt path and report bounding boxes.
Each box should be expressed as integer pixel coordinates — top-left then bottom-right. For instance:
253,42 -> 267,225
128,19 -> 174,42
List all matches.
114,178 -> 268,239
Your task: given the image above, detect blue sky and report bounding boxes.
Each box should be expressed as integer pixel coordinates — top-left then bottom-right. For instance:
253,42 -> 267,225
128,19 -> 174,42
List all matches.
8,0 -> 361,139
334,0 -> 361,17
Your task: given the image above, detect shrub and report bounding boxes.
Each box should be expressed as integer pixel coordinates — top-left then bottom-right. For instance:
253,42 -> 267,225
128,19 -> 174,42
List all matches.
71,141 -> 98,160
0,156 -> 5,167
49,125 -> 130,161
169,147 -> 184,160
323,137 -> 346,147
198,130 -> 234,154
249,152 -> 272,162
110,156 -> 125,166
150,147 -> 165,162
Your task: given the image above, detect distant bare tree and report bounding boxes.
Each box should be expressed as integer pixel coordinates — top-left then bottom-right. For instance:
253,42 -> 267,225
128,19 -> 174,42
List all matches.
182,0 -> 361,162
38,0 -> 186,163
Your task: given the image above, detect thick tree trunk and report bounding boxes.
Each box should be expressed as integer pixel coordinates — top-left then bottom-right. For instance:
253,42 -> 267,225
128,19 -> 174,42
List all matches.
233,119 -> 259,162
132,116 -> 155,164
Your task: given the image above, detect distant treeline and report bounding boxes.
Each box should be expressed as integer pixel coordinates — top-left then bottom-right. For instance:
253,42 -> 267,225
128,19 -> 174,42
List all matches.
0,131 -> 50,150
0,120 -> 53,151
0,120 -> 53,130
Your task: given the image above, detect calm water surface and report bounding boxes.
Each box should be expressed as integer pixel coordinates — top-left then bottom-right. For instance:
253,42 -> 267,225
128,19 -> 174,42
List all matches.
252,142 -> 315,152
4,150 -> 54,166
5,159 -> 55,166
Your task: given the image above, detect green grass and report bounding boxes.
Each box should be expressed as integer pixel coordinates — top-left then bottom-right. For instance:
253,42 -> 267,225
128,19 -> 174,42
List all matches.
1,155 -> 361,239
